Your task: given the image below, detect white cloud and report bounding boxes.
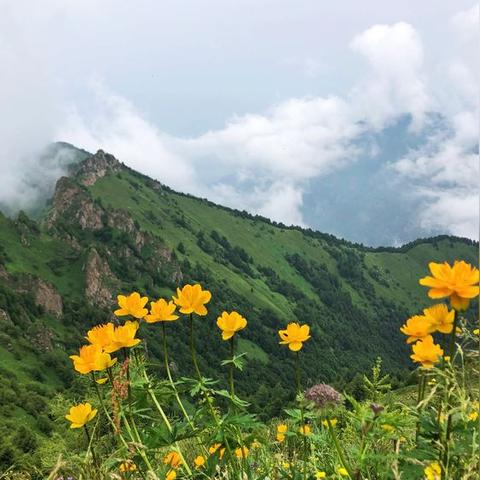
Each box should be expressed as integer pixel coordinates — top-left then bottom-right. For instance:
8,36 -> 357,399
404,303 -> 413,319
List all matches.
0,1 -> 477,242
392,5 -> 479,239
350,22 -> 430,130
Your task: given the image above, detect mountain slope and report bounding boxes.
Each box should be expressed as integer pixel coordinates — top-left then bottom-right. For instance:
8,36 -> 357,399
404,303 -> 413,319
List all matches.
0,147 -> 477,467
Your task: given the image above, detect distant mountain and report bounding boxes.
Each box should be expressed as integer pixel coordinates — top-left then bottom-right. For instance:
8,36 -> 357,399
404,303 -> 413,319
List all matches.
0,147 -> 477,467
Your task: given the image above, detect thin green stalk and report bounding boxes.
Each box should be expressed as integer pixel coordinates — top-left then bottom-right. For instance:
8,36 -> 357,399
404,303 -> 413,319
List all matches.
296,352 -> 307,480
229,337 -> 235,397
162,322 -> 194,425
83,424 -> 99,469
141,366 -> 192,475
189,313 -> 203,381
188,313 -> 238,477
327,419 -> 354,479
415,370 -> 426,443
443,310 -> 458,467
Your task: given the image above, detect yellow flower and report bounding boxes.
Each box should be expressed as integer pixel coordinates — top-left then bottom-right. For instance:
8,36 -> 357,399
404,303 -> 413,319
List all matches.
473,328 -> 480,335
193,455 -> 205,468
278,322 -> 311,351
410,335 -> 443,368
337,467 -> 349,476
163,451 -> 182,469
315,472 -> 327,479
216,311 -> 247,340
119,460 -> 137,472
166,471 -> 177,480
299,424 -> 312,435
277,423 -> 288,433
400,315 -> 435,343
276,424 -> 287,441
173,284 -> 212,316
104,321 -> 141,353
381,424 -> 395,433
424,461 -> 441,480
209,443 -> 225,459
423,304 -> 455,334
322,418 -> 337,428
70,344 -> 116,374
209,443 -> 221,454
444,355 -> 451,362
235,446 -> 249,458
468,411 -> 478,422
145,299 -> 179,323
282,462 -> 291,469
86,323 -> 115,348
65,402 -> 97,428
419,261 -> 479,311
114,292 -> 149,318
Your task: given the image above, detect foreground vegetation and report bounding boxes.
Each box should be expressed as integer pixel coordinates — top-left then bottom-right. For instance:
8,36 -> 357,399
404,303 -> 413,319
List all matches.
4,259 -> 478,479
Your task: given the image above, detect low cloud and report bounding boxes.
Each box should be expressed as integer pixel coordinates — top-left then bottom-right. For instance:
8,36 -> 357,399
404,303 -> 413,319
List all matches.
1,1 -> 478,244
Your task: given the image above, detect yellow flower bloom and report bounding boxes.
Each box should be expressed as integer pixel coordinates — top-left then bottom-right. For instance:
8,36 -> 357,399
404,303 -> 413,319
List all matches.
278,323 -> 311,351
86,323 -> 115,348
166,470 -> 177,480
114,292 -> 149,319
419,261 -> 479,311
410,335 -> 443,368
276,433 -> 285,442
145,299 -> 179,323
315,472 -> 327,479
337,467 -> 349,476
381,424 -> 395,433
468,411 -> 478,422
173,284 -> 212,316
235,446 -> 249,458
424,461 -> 441,480
400,315 -> 434,343
444,355 -> 451,362
65,402 -> 97,429
322,418 -> 338,428
277,423 -> 288,433
299,424 -> 312,435
422,304 -> 454,334
209,443 -> 221,454
216,311 -> 247,340
193,455 -> 205,468
119,460 -> 137,472
473,328 -> 480,335
104,321 -> 141,353
283,462 -> 291,469
163,451 -> 182,469
70,344 -> 116,374
209,443 -> 225,458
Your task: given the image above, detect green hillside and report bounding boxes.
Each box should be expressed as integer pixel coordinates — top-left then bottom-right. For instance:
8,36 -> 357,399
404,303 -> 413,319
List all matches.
0,146 -> 477,470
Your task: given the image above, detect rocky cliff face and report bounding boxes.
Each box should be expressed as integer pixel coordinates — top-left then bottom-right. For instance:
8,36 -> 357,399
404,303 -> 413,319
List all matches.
41,150 -> 183,305
84,248 -> 117,308
74,149 -> 121,187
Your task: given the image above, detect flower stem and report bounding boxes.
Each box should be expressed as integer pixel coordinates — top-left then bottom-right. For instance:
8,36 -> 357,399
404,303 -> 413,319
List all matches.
189,313 -> 203,381
296,352 -> 307,480
443,310 -> 458,467
327,419 -> 353,479
229,337 -> 235,397
83,424 -> 99,469
188,313 -> 238,476
162,322 -> 193,425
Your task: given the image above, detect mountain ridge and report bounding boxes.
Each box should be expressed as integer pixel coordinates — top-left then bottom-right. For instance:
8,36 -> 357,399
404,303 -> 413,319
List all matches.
0,146 -> 477,469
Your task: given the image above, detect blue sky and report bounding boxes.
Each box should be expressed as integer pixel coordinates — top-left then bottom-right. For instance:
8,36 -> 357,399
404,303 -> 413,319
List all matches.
0,1 -> 478,245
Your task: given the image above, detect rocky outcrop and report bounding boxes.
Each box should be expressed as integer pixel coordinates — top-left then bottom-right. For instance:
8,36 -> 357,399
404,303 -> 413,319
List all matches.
45,177 -> 104,231
75,150 -> 121,186
84,248 -> 117,307
32,279 -> 64,317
